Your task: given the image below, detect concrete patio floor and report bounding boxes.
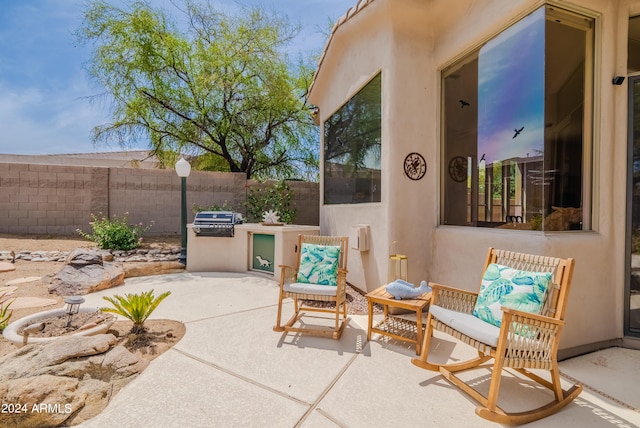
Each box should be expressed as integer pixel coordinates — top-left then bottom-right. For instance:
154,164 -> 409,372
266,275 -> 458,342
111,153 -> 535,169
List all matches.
77,272 -> 640,427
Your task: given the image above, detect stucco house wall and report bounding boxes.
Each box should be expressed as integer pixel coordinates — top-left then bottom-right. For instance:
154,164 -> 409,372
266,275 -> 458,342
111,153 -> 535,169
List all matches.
309,0 -> 637,357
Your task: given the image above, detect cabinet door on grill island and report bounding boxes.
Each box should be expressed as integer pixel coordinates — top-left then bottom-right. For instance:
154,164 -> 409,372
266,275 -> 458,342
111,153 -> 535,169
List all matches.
251,234 -> 275,274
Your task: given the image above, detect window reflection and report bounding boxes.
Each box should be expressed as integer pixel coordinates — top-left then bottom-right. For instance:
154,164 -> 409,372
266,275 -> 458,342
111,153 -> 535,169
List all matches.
478,8 -> 545,227
442,6 -> 591,231
324,73 -> 382,204
478,8 -> 545,167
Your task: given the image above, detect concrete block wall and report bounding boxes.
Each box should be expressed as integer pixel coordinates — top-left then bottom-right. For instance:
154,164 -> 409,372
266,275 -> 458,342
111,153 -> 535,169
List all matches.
291,181 -> 321,225
108,168 -> 248,235
245,180 -> 320,226
0,163 -> 108,235
0,162 -> 319,236
188,170 -> 248,214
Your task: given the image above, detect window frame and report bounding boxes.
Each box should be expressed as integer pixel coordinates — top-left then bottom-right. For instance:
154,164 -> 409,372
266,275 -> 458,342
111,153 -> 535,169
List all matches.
322,72 -> 383,206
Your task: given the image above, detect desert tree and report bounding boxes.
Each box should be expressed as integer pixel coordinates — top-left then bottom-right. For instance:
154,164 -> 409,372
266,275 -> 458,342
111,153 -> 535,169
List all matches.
77,0 -> 318,179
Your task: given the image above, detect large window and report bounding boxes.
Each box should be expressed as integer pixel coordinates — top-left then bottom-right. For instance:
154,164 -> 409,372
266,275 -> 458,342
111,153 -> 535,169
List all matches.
323,73 -> 381,205
442,6 -> 593,231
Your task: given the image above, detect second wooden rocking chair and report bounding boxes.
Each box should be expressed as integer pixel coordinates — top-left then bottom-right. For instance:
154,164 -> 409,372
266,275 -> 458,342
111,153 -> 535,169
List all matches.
412,247 -> 581,425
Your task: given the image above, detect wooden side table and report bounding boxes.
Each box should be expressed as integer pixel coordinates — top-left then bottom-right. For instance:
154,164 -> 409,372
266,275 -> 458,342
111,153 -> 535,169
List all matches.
366,285 -> 431,355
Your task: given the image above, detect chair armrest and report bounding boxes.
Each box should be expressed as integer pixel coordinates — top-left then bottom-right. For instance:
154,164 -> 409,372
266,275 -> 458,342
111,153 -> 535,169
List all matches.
501,307 -> 565,327
430,282 -> 479,314
497,307 -> 565,362
278,264 -> 296,270
336,268 -> 348,298
278,265 -> 298,287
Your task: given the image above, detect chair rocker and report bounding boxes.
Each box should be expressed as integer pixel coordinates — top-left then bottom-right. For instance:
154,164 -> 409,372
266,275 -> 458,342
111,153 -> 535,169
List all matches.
411,247 -> 581,425
274,235 -> 349,339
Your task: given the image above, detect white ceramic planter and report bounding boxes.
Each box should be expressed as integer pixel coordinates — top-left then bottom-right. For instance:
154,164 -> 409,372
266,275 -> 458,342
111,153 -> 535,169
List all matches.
2,307 -> 115,346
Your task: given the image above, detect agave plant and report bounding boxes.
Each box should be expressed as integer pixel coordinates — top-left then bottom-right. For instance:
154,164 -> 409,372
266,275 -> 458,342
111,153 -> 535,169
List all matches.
100,289 -> 171,334
0,289 -> 15,332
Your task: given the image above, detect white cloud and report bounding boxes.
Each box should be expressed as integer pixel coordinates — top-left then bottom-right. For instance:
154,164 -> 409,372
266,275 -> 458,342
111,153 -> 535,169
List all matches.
0,0 -> 353,155
0,77 -> 119,155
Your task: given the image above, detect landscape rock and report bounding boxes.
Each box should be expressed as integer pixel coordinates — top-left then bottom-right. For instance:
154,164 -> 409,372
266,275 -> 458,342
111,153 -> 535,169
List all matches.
123,261 -> 186,278
0,261 -> 16,272
49,264 -> 124,296
9,297 -> 57,310
0,334 -> 148,427
0,246 -> 182,264
65,249 -> 104,267
101,252 -> 114,262
48,249 -> 125,296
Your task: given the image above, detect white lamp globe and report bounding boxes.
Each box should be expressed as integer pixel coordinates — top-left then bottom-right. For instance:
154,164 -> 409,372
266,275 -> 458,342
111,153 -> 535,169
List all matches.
175,157 -> 191,177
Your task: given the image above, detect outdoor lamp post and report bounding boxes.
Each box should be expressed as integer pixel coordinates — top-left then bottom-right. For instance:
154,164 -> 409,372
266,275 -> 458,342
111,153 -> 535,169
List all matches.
64,296 -> 85,328
175,157 -> 191,265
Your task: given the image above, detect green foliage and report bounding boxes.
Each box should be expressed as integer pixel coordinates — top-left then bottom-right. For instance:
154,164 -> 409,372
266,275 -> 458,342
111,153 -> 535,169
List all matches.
77,0 -> 319,180
0,290 -> 14,332
632,229 -> 640,254
478,161 -> 518,201
78,213 -> 153,251
100,289 -> 171,334
530,214 -> 543,231
245,180 -> 296,223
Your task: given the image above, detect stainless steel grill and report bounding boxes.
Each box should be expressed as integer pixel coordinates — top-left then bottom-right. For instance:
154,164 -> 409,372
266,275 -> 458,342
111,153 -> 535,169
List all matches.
192,211 -> 243,237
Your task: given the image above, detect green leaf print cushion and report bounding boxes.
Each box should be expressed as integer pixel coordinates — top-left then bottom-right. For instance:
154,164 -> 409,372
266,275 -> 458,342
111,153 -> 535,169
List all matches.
472,263 -> 552,327
296,243 -> 341,286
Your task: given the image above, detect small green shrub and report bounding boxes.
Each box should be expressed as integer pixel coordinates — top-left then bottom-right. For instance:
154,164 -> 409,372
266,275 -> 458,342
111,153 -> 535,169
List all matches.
78,213 -> 153,251
0,290 -> 14,332
245,180 -> 297,224
100,289 -> 171,334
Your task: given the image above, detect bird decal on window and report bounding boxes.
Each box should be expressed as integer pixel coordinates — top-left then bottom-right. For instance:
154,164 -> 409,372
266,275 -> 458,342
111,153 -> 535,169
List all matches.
512,126 -> 524,139
459,99 -> 470,108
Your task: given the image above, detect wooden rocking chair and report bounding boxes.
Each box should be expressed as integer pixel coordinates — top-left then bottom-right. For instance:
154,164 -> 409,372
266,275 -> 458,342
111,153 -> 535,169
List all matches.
273,235 -> 349,339
411,247 -> 581,425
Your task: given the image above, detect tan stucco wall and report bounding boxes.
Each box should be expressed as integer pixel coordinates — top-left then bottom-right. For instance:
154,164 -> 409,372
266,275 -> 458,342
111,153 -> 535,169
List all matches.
309,0 -> 639,354
314,1 -> 392,291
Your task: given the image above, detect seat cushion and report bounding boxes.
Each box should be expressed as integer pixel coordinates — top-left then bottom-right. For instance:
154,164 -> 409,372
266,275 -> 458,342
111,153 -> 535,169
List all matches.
472,263 -> 552,328
430,305 -> 500,348
283,282 -> 338,296
296,243 -> 341,286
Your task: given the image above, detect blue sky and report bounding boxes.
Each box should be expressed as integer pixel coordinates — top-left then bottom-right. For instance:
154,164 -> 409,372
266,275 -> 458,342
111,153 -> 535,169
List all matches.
0,0 -> 354,155
477,7 -> 545,165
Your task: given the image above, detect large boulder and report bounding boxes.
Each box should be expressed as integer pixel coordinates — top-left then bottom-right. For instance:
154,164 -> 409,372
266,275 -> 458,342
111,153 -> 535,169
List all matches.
48,249 -> 124,296
0,334 -> 148,427
123,261 -> 185,278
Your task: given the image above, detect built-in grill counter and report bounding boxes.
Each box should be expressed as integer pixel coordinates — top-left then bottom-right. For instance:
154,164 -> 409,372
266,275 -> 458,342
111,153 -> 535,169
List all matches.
192,211 -> 242,237
187,219 -> 319,282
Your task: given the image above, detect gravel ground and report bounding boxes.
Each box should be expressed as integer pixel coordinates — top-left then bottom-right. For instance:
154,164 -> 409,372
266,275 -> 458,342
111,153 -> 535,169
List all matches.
305,284 -> 382,315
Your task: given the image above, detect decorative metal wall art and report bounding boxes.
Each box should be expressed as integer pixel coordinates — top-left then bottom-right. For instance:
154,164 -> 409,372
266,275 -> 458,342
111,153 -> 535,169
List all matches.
404,152 -> 426,180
